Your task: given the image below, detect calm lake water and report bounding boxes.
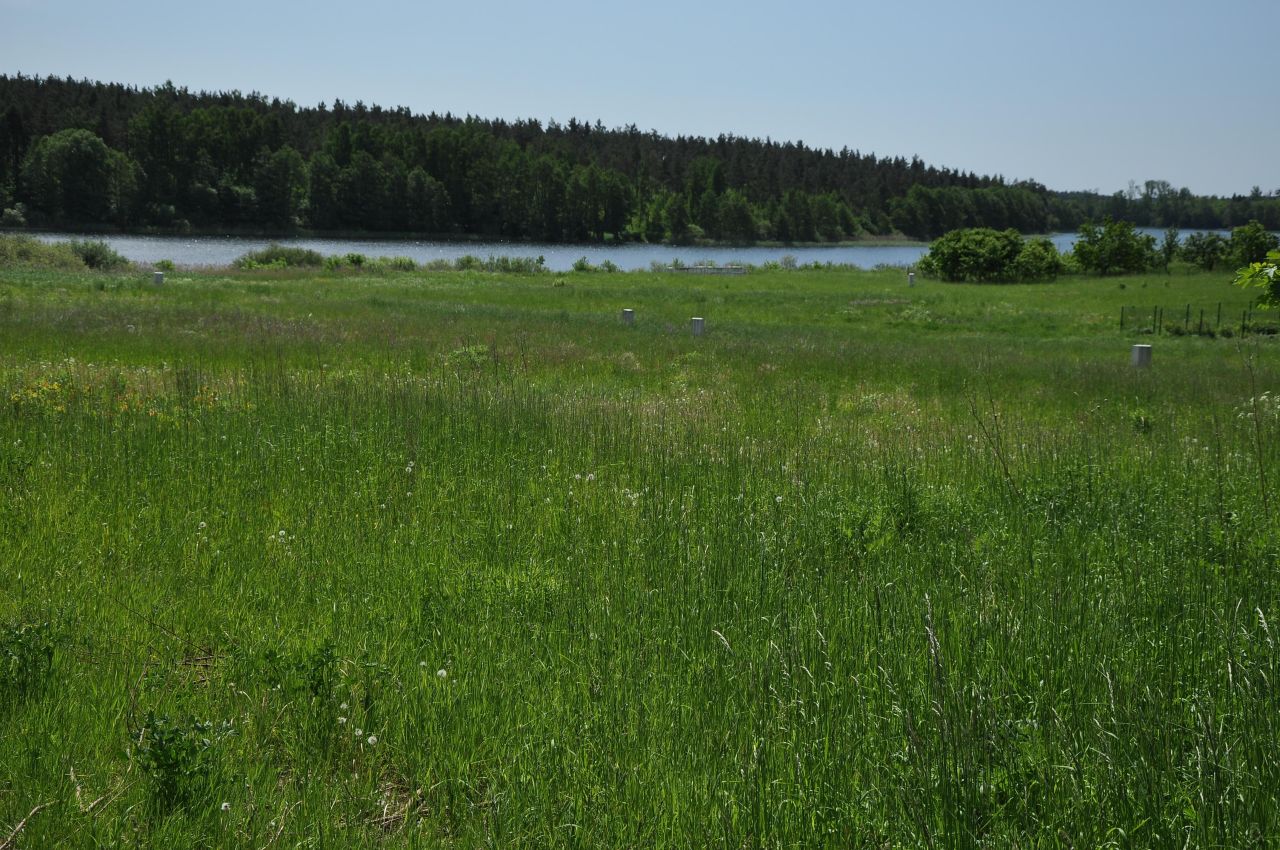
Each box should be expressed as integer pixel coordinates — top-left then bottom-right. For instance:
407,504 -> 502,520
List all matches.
27,228 -> 1229,272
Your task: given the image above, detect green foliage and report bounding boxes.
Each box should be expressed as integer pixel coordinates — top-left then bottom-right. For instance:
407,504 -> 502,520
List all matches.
233,244 -> 325,269
67,239 -> 129,270
0,233 -> 85,269
153,258 -> 176,273
0,620 -> 56,711
252,145 -> 308,229
1011,236 -> 1064,281
20,129 -> 140,223
1181,231 -> 1227,271
1160,227 -> 1180,272
1,203 -> 27,227
130,712 -> 234,808
918,228 -> 1061,282
1234,249 -> 1280,306
1072,218 -> 1157,275
4,76 -> 1280,243
1229,220 -> 1280,266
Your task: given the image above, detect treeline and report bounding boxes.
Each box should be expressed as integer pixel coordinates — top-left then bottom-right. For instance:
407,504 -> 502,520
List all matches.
1,74 -> 1278,242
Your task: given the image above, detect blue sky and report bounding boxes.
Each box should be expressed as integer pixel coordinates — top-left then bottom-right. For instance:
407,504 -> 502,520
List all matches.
2,0 -> 1276,196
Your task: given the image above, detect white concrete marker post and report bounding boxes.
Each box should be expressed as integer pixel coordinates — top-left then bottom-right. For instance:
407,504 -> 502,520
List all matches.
621,308 -> 635,325
908,271 -> 915,287
1131,344 -> 1152,368
153,271 -> 165,286
691,317 -> 705,337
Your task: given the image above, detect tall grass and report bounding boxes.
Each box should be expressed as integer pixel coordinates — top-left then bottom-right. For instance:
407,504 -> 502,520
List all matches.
0,264 -> 1277,846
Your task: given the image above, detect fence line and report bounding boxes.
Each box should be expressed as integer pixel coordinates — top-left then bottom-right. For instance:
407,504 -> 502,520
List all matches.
1118,303 -> 1277,337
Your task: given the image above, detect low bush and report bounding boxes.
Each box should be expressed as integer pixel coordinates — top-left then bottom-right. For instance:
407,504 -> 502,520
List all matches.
1,619 -> 57,711
0,234 -> 86,270
69,239 -> 130,271
918,228 -> 1062,282
1073,219 -> 1157,275
233,244 -> 325,269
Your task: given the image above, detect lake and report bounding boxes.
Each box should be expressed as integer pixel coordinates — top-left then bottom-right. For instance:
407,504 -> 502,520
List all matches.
25,228 -> 1229,272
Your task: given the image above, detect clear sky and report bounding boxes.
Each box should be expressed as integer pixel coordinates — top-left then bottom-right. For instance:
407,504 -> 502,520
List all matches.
2,0 -> 1276,197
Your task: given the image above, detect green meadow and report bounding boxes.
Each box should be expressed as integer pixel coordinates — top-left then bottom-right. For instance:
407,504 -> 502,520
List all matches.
1,261 -> 1278,847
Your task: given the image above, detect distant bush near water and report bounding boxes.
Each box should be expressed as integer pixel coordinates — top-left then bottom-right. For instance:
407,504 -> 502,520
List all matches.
68,239 -> 130,270
0,233 -> 87,269
0,234 -> 132,271
918,228 -> 1063,283
233,245 -> 546,274
232,244 -> 325,269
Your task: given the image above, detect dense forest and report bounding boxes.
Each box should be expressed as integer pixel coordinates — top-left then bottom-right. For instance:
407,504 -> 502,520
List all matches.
1,74 -> 1277,243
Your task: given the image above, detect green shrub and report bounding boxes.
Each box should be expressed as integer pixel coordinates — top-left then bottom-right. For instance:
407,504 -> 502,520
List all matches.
919,228 -> 1019,281
0,234 -> 86,270
130,711 -> 234,809
154,258 -> 176,273
1181,232 -> 1227,271
1,204 -> 27,227
572,256 -> 594,272
1,620 -> 57,711
69,239 -> 130,271
232,244 -> 324,269
1011,237 -> 1064,281
1228,220 -> 1280,267
1072,219 -> 1157,275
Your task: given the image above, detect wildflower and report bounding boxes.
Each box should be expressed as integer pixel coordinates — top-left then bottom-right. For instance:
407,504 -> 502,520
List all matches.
355,728 -> 363,737
337,716 -> 348,725
436,669 -> 448,679
221,802 -> 231,812
775,496 -> 783,504
419,660 -> 428,668
366,735 -> 378,746
198,521 -> 207,530
340,702 -> 349,710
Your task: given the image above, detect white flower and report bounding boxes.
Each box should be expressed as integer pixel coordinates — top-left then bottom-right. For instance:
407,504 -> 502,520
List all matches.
221,802 -> 231,812
366,735 -> 378,746
277,530 -> 286,538
355,728 -> 363,737
419,661 -> 428,668
198,521 -> 207,530
436,669 -> 448,679
337,716 -> 348,725
775,496 -> 783,504
339,702 -> 348,710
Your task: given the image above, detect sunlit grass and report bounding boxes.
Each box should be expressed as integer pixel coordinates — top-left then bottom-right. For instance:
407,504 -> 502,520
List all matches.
1,264 -> 1278,847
